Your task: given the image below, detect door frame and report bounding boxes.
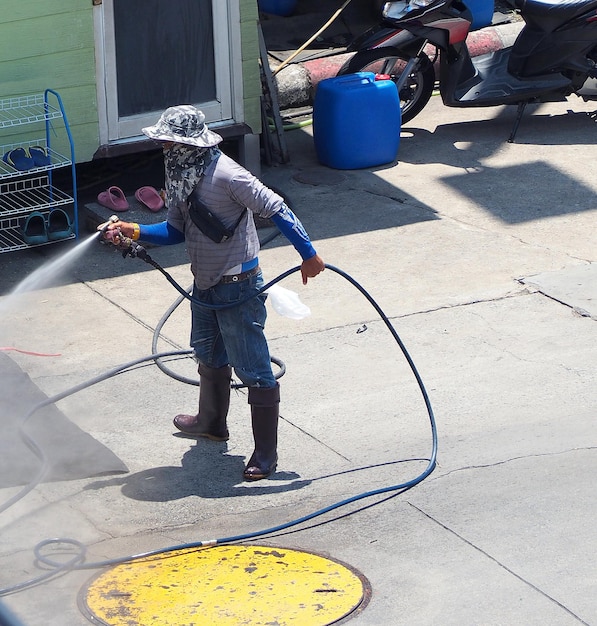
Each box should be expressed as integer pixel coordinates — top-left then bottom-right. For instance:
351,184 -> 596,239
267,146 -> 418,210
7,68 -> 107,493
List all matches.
93,0 -> 243,146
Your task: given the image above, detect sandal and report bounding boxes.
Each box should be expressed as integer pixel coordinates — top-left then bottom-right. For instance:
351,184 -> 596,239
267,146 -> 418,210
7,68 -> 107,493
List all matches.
3,148 -> 35,171
48,208 -> 73,241
97,186 -> 129,211
28,146 -> 52,167
135,186 -> 165,212
22,212 -> 48,245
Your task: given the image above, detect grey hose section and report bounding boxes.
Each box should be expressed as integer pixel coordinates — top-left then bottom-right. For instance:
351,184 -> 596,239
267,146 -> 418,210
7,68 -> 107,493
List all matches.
150,287 -> 286,388
150,224 -> 286,386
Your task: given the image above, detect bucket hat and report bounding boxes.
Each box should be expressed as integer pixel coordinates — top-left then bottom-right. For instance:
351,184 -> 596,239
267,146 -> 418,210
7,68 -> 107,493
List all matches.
142,105 -> 222,148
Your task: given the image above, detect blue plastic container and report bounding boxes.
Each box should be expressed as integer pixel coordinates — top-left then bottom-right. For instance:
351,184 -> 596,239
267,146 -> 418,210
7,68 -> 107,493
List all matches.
465,0 -> 494,30
313,72 -> 401,170
258,0 -> 297,16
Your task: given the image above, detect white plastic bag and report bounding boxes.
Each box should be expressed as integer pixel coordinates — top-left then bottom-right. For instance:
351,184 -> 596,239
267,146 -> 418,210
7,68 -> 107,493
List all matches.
267,284 -> 311,320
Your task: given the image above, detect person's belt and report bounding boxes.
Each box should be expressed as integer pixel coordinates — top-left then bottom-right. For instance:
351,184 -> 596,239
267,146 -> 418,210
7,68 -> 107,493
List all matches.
219,265 -> 260,284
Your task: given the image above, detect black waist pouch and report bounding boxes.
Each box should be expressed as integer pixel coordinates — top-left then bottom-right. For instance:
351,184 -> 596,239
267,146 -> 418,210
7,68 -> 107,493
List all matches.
188,188 -> 246,244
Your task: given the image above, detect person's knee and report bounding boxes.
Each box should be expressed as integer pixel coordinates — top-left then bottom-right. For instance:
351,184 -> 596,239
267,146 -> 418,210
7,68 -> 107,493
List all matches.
233,366 -> 275,388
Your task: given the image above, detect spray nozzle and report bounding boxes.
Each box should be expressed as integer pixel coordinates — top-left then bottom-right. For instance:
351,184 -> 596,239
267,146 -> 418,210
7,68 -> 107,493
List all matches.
96,216 -> 154,265
97,215 -> 120,235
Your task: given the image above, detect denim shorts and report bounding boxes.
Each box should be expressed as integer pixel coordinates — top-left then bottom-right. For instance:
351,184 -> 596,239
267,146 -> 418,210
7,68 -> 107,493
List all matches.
190,270 -> 276,388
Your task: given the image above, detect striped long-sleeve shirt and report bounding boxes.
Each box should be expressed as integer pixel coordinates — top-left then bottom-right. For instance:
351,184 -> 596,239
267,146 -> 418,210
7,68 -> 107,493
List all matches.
139,152 -> 316,289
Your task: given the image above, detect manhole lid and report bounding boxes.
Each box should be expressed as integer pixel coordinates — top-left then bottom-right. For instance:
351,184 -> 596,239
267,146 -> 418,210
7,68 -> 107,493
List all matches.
80,544 -> 370,625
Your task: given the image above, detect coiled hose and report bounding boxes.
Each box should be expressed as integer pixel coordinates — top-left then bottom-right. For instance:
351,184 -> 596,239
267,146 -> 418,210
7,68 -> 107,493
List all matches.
0,262 -> 437,596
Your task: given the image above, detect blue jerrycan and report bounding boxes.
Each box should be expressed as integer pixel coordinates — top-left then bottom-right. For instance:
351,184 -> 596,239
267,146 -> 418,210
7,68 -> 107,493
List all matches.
313,72 -> 401,170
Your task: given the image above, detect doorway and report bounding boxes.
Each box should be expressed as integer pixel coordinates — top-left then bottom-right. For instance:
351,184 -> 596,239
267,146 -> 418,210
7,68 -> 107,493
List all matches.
96,0 -> 236,144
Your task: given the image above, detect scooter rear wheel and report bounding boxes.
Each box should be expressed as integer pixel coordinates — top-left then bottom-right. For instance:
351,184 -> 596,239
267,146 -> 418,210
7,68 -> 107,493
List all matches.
338,48 -> 435,124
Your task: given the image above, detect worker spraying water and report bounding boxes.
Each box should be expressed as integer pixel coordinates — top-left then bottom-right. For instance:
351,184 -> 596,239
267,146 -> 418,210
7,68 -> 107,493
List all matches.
99,105 -> 325,482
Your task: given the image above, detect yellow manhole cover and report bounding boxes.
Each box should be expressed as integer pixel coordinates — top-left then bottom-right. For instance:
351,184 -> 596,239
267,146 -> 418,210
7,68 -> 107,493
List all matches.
80,544 -> 370,625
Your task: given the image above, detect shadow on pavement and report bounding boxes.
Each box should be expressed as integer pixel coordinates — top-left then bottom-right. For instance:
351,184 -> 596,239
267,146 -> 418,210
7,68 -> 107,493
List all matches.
83,439 -> 311,502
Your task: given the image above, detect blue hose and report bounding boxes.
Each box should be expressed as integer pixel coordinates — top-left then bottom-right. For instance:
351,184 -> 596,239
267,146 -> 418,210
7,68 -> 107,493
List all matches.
0,263 -> 437,595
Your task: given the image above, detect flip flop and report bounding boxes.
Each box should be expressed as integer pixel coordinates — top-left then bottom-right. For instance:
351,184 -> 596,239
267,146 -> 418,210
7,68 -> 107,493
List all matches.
3,148 -> 35,171
97,186 -> 129,211
135,186 -> 164,212
28,146 -> 52,167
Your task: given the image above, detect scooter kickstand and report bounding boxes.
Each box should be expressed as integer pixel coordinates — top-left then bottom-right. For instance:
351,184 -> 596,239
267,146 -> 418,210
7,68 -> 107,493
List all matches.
508,101 -> 528,143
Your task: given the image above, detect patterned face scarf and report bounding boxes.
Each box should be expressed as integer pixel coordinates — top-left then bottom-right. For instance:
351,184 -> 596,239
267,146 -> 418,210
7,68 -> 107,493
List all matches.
163,144 -> 221,208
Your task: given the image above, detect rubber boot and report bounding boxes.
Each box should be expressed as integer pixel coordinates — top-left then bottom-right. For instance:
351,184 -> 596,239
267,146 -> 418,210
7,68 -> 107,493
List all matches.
173,364 -> 231,440
243,384 -> 280,481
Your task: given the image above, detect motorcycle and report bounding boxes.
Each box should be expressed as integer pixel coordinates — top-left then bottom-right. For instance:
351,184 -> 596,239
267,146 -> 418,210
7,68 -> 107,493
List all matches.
337,0 -> 597,141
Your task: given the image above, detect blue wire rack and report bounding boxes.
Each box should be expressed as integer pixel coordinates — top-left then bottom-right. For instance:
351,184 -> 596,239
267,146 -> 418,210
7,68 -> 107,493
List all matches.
0,89 -> 78,252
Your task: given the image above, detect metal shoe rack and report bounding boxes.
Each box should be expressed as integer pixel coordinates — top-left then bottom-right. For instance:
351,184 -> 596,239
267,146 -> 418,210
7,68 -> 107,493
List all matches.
0,89 -> 78,253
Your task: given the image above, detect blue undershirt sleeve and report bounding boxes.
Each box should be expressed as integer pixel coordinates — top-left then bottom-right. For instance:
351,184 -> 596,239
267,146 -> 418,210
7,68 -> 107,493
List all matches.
270,203 -> 317,260
138,221 -> 185,246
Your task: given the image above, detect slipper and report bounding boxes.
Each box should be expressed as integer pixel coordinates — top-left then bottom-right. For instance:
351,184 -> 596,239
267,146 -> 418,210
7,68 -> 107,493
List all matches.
21,211 -> 48,245
3,148 -> 35,171
135,186 -> 164,212
28,146 -> 52,167
47,208 -> 73,241
97,186 -> 129,211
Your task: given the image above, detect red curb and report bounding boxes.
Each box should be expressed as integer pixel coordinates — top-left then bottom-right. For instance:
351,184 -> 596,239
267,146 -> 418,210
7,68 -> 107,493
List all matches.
303,53 -> 353,87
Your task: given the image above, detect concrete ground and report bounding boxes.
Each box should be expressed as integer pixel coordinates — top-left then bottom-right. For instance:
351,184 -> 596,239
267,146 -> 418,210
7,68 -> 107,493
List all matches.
0,91 -> 596,625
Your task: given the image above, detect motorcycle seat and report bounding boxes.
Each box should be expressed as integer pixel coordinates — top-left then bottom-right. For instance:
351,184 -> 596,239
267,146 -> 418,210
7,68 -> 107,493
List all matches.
517,0 -> 597,32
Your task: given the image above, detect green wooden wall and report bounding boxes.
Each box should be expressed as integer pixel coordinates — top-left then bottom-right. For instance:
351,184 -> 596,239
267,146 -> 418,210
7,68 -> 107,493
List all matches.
0,0 -> 261,163
0,0 -> 99,162
240,0 -> 262,137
